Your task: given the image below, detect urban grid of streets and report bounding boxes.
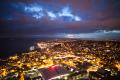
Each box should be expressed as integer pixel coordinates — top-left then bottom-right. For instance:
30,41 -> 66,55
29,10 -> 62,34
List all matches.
0,39 -> 120,80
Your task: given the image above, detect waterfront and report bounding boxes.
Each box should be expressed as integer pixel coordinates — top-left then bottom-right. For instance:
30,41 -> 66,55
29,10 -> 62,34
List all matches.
0,39 -> 120,80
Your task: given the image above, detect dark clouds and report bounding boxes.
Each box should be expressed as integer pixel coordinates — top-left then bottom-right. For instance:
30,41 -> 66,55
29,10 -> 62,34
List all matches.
0,0 -> 120,36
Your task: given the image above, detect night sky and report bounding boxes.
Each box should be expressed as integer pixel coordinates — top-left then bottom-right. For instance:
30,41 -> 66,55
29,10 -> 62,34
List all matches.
0,0 -> 120,39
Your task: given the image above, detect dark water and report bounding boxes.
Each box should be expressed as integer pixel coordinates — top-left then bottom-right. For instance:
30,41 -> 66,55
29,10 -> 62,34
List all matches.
0,38 -> 52,59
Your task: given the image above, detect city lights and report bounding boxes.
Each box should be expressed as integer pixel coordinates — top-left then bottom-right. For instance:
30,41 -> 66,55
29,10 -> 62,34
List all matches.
0,39 -> 120,80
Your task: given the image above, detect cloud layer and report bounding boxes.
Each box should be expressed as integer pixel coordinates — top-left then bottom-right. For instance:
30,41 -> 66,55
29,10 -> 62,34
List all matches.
0,0 -> 120,38
24,5 -> 81,21
53,30 -> 120,39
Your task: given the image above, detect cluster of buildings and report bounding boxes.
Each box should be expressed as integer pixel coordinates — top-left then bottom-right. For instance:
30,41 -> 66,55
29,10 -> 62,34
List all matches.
0,39 -> 120,80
